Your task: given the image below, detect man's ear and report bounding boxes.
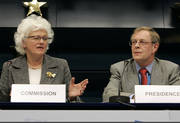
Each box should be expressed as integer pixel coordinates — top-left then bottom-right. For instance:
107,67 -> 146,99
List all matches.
153,43 -> 159,52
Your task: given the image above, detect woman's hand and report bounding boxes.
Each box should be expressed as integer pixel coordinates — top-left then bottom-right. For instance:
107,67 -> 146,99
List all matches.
68,77 -> 88,100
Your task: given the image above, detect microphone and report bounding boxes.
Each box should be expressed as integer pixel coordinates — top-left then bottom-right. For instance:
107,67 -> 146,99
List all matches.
109,60 -> 130,104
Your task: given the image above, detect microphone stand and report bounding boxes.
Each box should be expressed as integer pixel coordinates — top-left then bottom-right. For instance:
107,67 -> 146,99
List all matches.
109,60 -> 135,108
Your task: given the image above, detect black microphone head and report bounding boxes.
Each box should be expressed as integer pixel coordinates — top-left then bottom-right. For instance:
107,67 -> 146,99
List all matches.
109,96 -> 136,109
109,96 -> 130,103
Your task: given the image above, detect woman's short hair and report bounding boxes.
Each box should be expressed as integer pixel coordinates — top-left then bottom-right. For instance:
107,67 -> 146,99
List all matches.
14,14 -> 54,55
131,26 -> 160,43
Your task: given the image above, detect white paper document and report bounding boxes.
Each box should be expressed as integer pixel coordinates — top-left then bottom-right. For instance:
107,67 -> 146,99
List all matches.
135,85 -> 180,103
11,84 -> 66,103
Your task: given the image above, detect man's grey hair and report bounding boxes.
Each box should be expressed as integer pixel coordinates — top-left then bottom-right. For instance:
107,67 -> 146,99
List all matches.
131,26 -> 160,43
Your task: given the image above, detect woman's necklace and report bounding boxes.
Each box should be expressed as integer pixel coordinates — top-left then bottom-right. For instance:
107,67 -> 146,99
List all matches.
28,62 -> 42,69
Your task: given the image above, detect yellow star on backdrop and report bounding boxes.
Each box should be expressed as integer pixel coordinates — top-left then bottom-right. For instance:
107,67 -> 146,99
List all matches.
23,0 -> 47,16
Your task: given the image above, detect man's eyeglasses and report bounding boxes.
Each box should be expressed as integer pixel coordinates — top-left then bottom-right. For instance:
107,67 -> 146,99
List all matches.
24,36 -> 52,42
129,40 -> 155,46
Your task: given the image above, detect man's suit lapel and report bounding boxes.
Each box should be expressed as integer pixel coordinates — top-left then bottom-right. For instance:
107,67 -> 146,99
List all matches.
151,58 -> 164,85
123,60 -> 139,92
40,55 -> 58,84
126,60 -> 139,84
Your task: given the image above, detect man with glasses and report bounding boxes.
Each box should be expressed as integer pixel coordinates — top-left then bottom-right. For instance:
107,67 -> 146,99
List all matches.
103,26 -> 180,102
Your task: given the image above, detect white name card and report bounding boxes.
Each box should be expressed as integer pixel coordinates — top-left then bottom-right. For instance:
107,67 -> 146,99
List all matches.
11,84 -> 66,103
135,85 -> 180,103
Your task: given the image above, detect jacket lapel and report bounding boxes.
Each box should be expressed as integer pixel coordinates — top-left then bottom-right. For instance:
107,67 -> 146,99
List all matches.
40,55 -> 58,84
11,56 -> 29,84
151,58 -> 164,85
123,59 -> 139,92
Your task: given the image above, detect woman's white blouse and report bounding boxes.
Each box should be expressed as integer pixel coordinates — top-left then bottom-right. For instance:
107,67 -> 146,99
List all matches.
28,68 -> 41,84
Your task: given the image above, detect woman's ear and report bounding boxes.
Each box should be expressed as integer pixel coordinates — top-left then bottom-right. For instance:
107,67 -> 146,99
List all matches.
22,40 -> 26,48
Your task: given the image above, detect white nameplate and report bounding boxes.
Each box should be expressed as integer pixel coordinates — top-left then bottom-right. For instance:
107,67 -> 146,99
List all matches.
135,85 -> 180,103
11,84 -> 66,103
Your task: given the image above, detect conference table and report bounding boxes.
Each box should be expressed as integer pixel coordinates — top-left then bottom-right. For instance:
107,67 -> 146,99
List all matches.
1,102 -> 180,122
